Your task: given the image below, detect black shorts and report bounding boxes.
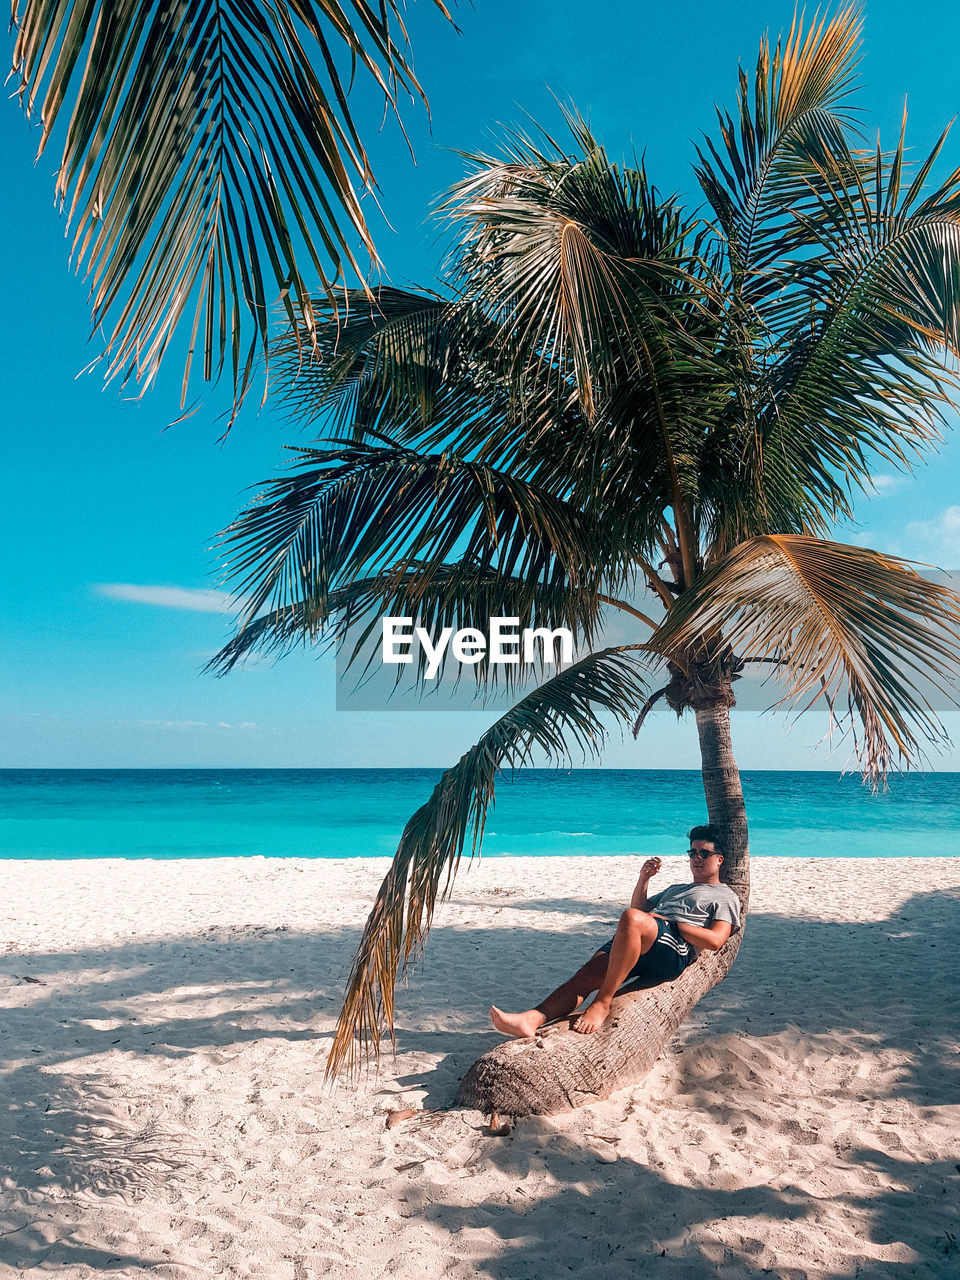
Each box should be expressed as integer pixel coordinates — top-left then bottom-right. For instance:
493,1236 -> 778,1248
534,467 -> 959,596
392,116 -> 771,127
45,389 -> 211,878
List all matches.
597,917 -> 696,990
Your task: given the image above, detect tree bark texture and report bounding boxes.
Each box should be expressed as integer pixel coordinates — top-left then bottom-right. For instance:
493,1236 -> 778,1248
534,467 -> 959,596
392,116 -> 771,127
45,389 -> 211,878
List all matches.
455,702 -> 750,1117
695,703 -> 750,911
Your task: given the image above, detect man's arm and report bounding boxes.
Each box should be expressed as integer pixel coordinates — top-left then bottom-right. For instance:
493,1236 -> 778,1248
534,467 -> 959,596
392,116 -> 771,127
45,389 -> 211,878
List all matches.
630,857 -> 662,911
674,919 -> 732,952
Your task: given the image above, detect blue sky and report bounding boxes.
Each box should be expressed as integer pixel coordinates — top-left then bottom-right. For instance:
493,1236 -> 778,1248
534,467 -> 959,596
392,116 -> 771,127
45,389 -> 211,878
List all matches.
4,0 -> 960,769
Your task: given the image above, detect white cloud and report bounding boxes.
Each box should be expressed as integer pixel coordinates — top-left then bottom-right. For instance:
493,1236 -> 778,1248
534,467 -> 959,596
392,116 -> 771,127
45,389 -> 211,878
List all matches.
841,528 -> 878,548
137,719 -> 209,729
904,506 -> 960,565
831,525 -> 906,555
867,473 -> 908,497
96,583 -> 236,613
135,719 -> 258,731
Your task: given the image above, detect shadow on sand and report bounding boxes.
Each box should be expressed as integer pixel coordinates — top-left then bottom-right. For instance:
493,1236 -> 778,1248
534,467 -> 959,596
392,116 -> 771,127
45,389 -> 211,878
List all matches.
0,884 -> 957,1275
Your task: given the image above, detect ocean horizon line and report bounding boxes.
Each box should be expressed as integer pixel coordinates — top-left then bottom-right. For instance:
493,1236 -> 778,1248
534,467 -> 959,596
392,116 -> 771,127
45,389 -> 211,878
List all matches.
5,765 -> 960,777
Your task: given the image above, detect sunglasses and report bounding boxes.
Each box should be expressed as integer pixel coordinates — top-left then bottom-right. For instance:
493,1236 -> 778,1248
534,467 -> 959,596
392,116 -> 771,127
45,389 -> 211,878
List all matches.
687,849 -> 719,859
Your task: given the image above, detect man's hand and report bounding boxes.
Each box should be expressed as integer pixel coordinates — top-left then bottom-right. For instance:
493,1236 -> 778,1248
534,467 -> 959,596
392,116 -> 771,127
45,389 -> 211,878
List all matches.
630,857 -> 661,911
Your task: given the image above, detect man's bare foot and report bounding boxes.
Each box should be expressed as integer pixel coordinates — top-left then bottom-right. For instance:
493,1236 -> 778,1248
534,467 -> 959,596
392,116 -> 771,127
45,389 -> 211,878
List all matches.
489,1006 -> 546,1038
573,998 -> 611,1034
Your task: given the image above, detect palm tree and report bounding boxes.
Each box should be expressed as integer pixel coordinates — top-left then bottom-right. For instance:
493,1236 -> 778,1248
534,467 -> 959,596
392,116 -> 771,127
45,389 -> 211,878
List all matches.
8,0 -> 450,419
210,8 -> 960,1112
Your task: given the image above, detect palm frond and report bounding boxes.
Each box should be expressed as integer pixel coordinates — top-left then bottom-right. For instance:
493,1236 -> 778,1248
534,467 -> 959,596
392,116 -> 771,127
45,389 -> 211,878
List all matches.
325,644 -> 652,1076
9,0 -> 450,417
215,440 -> 634,632
695,5 -> 863,285
700,119 -> 960,552
444,119 -> 727,581
654,536 -> 960,781
269,284 -> 702,565
269,286 -> 580,483
269,286 -> 462,437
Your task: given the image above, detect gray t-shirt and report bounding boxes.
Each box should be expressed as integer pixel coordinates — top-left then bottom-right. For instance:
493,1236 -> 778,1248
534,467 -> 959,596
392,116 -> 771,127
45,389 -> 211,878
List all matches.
646,882 -> 741,934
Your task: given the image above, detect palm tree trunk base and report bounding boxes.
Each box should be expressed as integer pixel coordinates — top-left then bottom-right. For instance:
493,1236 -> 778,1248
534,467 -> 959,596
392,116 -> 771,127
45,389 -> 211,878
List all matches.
455,940 -> 740,1116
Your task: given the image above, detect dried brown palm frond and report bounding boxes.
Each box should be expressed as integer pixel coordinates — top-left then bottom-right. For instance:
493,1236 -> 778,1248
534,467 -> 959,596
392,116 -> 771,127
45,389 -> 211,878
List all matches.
655,536 -> 960,782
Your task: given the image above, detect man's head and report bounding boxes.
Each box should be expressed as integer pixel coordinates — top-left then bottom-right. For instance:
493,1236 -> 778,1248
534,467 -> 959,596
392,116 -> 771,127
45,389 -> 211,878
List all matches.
687,824 -> 724,883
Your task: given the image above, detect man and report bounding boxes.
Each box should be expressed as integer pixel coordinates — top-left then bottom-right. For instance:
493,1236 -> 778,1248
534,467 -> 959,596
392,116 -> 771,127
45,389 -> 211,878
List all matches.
490,824 -> 741,1038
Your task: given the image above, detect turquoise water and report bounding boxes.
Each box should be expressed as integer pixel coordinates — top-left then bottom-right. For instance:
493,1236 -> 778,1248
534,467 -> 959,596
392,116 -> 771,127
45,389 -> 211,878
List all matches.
1,769 -> 958,859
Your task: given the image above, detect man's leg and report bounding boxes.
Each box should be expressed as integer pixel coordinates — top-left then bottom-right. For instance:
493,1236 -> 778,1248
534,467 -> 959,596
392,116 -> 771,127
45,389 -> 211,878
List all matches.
490,908 -> 661,1039
572,908 -> 660,1035
490,951 -> 608,1038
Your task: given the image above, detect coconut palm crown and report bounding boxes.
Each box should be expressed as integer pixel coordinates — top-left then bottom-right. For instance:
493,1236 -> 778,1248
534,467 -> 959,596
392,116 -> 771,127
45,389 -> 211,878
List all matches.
211,9 -> 960,1076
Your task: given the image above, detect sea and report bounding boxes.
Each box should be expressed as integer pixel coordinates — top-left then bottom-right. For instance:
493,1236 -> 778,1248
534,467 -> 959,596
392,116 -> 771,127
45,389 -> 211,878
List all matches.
0,768 -> 957,860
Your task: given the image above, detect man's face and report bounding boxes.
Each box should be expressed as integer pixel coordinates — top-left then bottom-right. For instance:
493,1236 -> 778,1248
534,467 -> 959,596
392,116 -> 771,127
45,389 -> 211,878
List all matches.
688,839 -> 723,881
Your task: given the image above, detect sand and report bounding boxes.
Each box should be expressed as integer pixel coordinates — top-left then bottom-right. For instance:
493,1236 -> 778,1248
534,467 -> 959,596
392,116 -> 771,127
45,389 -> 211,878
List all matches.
0,854 -> 958,1279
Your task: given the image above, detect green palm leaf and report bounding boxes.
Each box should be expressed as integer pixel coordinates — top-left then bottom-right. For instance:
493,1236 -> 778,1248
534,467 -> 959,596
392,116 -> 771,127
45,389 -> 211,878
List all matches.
269,286 -> 575,480
696,70 -> 960,552
325,644 -> 652,1076
9,0 -> 451,417
446,118 -> 721,580
216,440 -> 634,631
270,286 -> 464,441
695,4 -> 862,288
765,131 -> 960,454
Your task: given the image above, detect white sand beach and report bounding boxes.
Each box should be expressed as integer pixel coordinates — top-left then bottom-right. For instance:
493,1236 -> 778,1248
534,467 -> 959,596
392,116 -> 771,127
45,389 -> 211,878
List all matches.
1,855 -> 958,1279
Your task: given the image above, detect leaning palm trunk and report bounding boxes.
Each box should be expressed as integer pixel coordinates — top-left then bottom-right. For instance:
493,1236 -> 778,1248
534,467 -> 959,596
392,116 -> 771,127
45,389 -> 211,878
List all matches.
456,703 -> 748,1116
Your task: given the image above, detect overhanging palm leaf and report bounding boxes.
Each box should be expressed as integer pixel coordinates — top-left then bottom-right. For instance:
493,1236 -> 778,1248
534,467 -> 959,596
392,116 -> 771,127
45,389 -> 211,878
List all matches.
654,536 -> 960,781
325,645 -> 652,1076
8,0 -> 451,416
